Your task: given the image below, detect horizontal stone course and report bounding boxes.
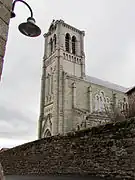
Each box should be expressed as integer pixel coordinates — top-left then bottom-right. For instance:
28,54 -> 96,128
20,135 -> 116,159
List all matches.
0,18 -> 8,40
0,37 -> 6,57
0,2 -> 11,24
0,0 -> 12,10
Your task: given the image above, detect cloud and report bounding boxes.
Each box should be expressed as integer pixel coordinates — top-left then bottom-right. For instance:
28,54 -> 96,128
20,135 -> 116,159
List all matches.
0,105 -> 37,139
0,138 -> 30,148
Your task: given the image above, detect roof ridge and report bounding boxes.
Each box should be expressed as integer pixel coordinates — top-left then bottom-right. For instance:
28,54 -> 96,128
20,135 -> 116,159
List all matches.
87,75 -> 127,88
85,75 -> 128,93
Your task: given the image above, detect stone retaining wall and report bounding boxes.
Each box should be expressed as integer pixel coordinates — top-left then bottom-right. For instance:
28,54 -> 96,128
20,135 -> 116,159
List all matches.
0,118 -> 135,179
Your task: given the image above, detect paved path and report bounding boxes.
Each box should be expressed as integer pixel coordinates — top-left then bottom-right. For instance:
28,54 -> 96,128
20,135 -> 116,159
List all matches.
5,175 -> 107,180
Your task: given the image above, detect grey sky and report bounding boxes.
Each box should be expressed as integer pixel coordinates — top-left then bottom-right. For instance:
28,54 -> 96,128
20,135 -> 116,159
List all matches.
0,0 -> 135,148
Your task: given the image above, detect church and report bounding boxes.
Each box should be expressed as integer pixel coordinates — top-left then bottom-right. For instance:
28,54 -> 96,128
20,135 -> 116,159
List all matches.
38,20 -> 128,138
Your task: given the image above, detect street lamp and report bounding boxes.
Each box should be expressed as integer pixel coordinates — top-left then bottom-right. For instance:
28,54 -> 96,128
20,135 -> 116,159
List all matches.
11,0 -> 41,37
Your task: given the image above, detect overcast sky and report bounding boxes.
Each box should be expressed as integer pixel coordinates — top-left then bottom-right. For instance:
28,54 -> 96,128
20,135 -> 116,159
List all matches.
0,0 -> 135,148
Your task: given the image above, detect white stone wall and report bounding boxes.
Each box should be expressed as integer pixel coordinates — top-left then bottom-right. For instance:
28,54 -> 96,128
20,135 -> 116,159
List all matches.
62,75 -> 128,132
39,20 -> 128,138
59,22 -> 83,56
62,52 -> 83,77
44,20 -> 85,79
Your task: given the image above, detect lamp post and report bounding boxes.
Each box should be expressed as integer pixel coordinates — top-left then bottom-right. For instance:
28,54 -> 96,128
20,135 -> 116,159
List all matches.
11,0 -> 41,37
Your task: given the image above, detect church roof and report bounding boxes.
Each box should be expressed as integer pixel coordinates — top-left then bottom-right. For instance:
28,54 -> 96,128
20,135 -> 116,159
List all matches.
126,86 -> 135,94
85,75 -> 128,93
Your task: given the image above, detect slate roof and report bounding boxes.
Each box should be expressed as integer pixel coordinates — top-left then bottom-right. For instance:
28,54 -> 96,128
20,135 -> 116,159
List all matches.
85,75 -> 128,93
126,86 -> 135,94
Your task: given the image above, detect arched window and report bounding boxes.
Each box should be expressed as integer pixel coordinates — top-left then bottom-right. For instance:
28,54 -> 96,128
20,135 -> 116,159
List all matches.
95,95 -> 99,111
53,34 -> 57,50
50,38 -> 53,53
48,74 -> 50,94
123,97 -> 126,102
51,74 -> 53,93
100,91 -> 104,97
65,33 -> 70,52
72,36 -> 76,54
125,103 -> 128,111
106,97 -> 110,110
120,102 -> 123,111
44,129 -> 51,137
99,96 -> 104,112
46,75 -> 49,95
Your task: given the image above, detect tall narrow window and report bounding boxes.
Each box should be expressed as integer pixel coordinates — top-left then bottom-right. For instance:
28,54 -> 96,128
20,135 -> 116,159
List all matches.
51,74 -> 53,93
106,98 -> 110,110
95,95 -> 99,111
99,96 -> 104,112
50,38 -> 53,53
48,74 -> 50,94
53,34 -> 57,50
65,33 -> 70,52
72,36 -> 76,54
126,103 -> 128,111
120,102 -> 123,111
46,75 -> 49,95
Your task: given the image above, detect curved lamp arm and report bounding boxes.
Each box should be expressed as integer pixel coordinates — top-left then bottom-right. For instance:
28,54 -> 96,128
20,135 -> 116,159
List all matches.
11,0 -> 33,18
11,0 -> 41,37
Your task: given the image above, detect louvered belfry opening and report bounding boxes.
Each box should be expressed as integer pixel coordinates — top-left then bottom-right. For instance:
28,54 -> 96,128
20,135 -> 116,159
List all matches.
72,36 -> 76,54
65,33 -> 70,52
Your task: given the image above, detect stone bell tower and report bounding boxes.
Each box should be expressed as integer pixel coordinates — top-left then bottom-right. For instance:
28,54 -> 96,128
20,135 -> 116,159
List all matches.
38,20 -> 85,139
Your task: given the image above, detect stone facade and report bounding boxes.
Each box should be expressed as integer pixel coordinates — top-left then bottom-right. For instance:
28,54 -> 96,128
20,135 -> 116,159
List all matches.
126,87 -> 135,117
39,19 -> 129,138
1,118 -> 135,179
0,0 -> 12,80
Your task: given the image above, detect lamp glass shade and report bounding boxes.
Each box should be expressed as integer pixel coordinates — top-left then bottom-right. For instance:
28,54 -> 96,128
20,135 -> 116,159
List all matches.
18,17 -> 41,37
